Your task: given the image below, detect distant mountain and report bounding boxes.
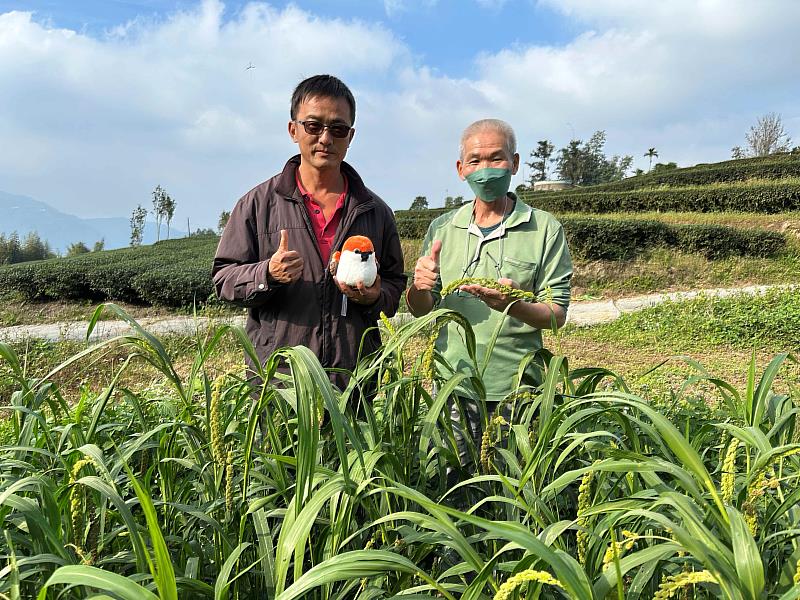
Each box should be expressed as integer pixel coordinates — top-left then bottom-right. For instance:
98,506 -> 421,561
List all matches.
0,190 -> 188,252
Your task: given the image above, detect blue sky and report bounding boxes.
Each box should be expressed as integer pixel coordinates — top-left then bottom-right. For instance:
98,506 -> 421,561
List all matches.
1,0 -> 798,228
0,1 -> 575,76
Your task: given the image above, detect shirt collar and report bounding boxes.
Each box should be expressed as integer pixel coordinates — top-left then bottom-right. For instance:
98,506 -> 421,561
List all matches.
295,171 -> 349,206
452,194 -> 532,230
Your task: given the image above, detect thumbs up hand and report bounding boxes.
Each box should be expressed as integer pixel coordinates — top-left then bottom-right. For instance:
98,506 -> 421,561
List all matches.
412,239 -> 441,292
268,229 -> 304,284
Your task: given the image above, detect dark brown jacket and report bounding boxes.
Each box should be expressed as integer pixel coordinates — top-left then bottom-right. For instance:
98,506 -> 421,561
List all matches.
212,156 -> 407,388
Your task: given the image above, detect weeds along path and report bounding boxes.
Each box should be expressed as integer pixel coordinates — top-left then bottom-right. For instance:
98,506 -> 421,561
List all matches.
0,283 -> 794,343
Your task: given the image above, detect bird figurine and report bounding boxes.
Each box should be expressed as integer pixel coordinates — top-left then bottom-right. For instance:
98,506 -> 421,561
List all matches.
330,235 -> 377,287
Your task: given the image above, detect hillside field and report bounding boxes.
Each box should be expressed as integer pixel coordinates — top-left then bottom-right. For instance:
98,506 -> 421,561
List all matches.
1,154 -> 799,599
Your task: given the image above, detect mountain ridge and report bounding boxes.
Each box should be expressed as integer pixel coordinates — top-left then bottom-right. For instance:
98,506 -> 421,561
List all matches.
0,190 -> 188,252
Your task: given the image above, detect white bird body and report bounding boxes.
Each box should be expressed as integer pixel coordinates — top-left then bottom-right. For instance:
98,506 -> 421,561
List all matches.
331,235 -> 377,287
336,247 -> 377,287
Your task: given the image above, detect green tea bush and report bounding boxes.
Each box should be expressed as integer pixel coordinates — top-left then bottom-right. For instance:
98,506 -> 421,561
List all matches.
519,179 -> 800,213
522,180 -> 800,214
0,236 -> 219,307
395,213 -> 787,260
132,262 -> 214,306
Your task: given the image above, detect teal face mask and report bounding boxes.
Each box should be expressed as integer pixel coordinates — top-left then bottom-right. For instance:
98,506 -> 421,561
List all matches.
465,167 -> 512,202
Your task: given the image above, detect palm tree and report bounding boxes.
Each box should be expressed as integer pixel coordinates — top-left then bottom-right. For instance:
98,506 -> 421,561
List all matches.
644,147 -> 659,172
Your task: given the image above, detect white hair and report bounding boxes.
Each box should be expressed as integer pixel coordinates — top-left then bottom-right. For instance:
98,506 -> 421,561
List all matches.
459,118 -> 517,161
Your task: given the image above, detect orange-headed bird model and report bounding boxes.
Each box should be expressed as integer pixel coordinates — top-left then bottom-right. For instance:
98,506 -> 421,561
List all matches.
329,235 -> 377,287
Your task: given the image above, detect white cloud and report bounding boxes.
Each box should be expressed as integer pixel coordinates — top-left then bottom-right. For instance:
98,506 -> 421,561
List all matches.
0,0 -> 798,232
384,0 -> 405,17
477,0 -> 800,174
0,1 -> 409,222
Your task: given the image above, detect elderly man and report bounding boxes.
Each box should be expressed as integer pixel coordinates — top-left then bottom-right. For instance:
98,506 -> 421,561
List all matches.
406,118 -> 572,469
213,74 -> 407,390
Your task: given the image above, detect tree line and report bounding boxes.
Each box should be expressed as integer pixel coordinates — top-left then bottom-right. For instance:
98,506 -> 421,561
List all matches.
129,185 -> 177,246
406,112 -> 796,209
0,232 -> 105,265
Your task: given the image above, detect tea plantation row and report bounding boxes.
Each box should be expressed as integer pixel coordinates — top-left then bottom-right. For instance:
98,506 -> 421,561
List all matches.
0,219 -> 786,307
397,214 -> 786,259
0,235 -> 219,308
514,179 -> 800,214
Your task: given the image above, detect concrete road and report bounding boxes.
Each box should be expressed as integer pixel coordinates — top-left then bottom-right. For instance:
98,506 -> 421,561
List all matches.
0,284 -> 793,343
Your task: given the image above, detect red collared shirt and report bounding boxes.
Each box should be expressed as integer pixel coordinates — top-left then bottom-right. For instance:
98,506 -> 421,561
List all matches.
296,173 -> 347,265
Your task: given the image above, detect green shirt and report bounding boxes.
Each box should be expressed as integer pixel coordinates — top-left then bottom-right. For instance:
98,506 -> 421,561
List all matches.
421,195 -> 572,401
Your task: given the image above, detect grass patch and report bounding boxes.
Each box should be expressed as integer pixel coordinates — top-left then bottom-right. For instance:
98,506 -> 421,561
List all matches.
0,326 -> 245,405
0,290 -> 242,327
564,287 -> 800,353
0,291 -> 174,327
572,246 -> 800,298
547,334 -> 799,407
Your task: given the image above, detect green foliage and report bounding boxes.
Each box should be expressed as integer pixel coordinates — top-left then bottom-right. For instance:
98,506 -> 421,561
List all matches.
0,231 -> 56,264
217,210 -> 231,234
555,131 -> 633,185
540,153 -> 800,193
152,184 -> 177,241
410,195 -> 429,210
566,218 -> 786,260
394,211 -> 787,260
0,236 -> 218,307
0,306 -> 798,598
526,139 -> 555,183
130,205 -> 147,247
133,262 -> 213,307
443,195 -> 464,209
65,241 -> 91,257
520,178 -> 800,213
652,161 -> 677,173
644,147 -> 659,172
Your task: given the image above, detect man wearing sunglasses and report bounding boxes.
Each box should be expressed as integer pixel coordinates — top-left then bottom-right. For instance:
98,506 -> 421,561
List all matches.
406,118 -> 572,474
212,74 -> 407,390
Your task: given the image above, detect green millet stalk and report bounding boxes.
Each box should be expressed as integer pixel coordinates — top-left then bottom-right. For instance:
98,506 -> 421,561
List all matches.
480,413 -> 508,474
576,461 -> 600,566
717,430 -> 730,463
744,469 -> 769,536
602,532 -> 636,569
210,375 -> 225,467
421,318 -> 447,380
653,570 -> 717,599
70,459 -> 95,548
379,310 -> 396,336
441,277 -> 538,302
492,569 -> 562,600
86,516 -> 100,562
720,438 -> 739,504
225,444 -> 235,515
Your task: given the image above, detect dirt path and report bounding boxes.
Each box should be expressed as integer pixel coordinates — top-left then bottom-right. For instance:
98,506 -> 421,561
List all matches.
0,284 -> 793,343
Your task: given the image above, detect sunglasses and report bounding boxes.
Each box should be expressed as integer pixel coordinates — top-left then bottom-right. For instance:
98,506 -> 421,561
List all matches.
294,120 -> 352,138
